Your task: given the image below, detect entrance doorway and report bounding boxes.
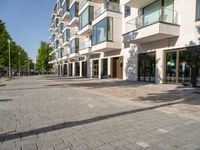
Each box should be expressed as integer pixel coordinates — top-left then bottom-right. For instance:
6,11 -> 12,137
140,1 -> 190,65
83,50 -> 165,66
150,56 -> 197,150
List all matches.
197,55 -> 200,86
63,64 -> 67,76
164,47 -> 200,87
75,62 -> 80,76
138,52 -> 156,82
112,57 -> 123,79
102,59 -> 108,78
93,60 -> 99,78
69,63 -> 72,76
82,61 -> 87,77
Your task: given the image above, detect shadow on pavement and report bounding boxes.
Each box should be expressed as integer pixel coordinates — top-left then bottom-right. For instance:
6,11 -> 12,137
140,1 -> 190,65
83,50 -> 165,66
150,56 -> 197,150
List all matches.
0,100 -> 184,142
135,87 -> 200,106
0,99 -> 12,102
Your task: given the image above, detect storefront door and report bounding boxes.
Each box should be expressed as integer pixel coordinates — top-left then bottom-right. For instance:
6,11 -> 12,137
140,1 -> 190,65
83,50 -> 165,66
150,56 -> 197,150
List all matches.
82,61 -> 87,77
93,60 -> 99,78
138,52 -> 156,82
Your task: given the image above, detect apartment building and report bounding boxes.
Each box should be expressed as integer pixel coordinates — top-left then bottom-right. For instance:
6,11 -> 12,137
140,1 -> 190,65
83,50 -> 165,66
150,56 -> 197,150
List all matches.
49,0 -> 200,87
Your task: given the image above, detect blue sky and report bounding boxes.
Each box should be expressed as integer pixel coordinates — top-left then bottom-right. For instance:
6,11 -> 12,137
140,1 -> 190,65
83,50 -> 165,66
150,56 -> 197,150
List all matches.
0,0 -> 56,61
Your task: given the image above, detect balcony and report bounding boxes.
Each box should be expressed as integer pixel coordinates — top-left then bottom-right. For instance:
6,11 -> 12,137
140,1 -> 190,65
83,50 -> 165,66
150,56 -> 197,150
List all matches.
79,41 -> 93,55
78,5 -> 94,36
122,0 -> 157,9
78,25 -> 92,36
123,8 -> 180,44
68,17 -> 79,26
70,30 -> 78,41
58,7 -> 63,15
49,26 -> 54,32
94,2 -> 120,20
61,0 -> 70,21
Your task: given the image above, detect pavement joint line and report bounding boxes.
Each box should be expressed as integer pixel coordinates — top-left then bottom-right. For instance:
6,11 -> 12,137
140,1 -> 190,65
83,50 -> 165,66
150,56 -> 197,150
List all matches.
136,141 -> 150,149
157,128 -> 168,133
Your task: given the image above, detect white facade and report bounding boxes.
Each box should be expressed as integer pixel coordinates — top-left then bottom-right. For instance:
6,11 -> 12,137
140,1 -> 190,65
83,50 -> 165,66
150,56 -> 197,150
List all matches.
49,0 -> 200,86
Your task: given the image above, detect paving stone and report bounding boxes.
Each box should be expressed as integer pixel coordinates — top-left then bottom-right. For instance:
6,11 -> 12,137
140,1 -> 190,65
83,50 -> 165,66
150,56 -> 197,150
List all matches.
0,76 -> 200,150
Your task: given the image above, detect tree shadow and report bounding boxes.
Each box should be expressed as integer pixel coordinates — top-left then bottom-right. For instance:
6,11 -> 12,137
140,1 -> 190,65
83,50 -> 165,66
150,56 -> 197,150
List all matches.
67,80 -> 150,89
135,86 -> 200,106
0,100 -> 183,142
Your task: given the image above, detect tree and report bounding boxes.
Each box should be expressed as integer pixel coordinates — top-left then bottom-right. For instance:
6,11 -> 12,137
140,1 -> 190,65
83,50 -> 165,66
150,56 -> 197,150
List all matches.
0,19 -> 31,74
36,41 -> 52,72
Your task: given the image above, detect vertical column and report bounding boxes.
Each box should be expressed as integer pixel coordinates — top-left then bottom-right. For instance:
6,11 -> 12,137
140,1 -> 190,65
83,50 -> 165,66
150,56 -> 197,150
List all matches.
156,50 -> 163,84
98,59 -> 102,79
67,63 -> 69,76
108,57 -> 111,78
72,62 -> 75,77
87,56 -> 91,78
80,61 -> 82,77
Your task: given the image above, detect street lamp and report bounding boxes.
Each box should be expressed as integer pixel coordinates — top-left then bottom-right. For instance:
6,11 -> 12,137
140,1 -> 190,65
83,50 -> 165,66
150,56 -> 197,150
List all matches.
28,57 -> 30,76
18,52 -> 21,76
7,39 -> 11,77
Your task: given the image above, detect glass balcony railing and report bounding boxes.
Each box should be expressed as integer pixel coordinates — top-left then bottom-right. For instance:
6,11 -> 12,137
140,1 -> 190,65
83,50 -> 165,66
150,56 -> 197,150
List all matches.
125,7 -> 178,33
79,41 -> 91,50
94,2 -> 120,19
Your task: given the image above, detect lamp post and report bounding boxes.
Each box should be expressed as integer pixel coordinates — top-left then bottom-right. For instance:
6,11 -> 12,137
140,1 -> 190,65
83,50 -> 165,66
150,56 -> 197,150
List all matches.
18,52 -> 21,76
28,58 -> 30,76
7,39 -> 11,77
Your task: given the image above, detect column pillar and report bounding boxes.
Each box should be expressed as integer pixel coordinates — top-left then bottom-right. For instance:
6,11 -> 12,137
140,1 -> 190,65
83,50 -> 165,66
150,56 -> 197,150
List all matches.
108,57 -> 111,78
72,62 -> 75,77
98,59 -> 102,79
80,61 -> 82,77
67,63 -> 69,76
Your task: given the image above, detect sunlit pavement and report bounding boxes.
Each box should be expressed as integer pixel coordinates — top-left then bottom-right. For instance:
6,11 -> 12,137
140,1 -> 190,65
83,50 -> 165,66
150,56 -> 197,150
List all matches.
0,76 -> 200,150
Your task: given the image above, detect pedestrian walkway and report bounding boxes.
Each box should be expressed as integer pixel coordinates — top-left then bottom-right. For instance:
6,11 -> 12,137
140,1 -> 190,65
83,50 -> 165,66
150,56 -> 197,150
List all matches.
0,76 -> 199,150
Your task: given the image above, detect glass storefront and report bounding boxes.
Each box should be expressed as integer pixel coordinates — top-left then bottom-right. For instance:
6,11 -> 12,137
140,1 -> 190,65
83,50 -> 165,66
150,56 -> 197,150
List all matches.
138,52 -> 156,82
165,47 -> 200,87
165,51 -> 177,83
102,59 -> 108,78
93,60 -> 99,78
75,62 -> 80,76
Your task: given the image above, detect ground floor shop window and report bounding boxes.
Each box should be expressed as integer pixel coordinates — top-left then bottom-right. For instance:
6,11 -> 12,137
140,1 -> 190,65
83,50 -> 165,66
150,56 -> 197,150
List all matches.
63,64 -> 67,76
138,52 -> 156,82
82,61 -> 87,77
102,58 -> 108,78
165,47 -> 200,87
69,63 -> 73,76
93,60 -> 99,78
75,62 -> 80,76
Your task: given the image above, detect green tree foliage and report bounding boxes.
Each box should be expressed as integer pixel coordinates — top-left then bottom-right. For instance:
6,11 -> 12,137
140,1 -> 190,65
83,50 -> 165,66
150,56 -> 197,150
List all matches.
0,20 -> 31,70
36,41 -> 52,71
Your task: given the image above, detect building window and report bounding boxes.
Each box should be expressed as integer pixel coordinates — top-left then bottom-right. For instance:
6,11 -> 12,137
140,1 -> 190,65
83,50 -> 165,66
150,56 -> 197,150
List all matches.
92,17 -> 113,45
69,2 -> 79,21
70,38 -> 79,53
63,29 -> 70,42
124,6 -> 131,18
79,6 -> 94,30
62,0 -> 69,16
197,0 -> 200,20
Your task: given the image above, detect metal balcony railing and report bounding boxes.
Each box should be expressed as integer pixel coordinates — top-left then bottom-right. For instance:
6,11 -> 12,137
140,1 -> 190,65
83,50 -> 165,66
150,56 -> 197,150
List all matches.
125,7 -> 178,33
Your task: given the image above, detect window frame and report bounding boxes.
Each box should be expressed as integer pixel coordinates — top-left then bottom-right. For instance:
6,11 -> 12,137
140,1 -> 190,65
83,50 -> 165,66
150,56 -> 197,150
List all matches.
92,17 -> 113,46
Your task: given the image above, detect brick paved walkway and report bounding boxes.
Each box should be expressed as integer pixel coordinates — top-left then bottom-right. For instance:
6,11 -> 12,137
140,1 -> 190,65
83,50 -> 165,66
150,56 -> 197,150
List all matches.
0,76 -> 200,150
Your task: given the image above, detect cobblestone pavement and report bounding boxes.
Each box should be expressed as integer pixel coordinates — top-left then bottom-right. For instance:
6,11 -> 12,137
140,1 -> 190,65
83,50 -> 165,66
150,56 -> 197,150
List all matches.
0,76 -> 200,150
